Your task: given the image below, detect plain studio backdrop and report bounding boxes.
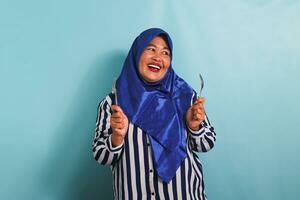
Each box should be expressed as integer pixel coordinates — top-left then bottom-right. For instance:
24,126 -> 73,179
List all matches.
0,0 -> 299,199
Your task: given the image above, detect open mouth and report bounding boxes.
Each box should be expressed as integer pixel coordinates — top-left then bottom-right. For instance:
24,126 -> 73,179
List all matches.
148,64 -> 161,72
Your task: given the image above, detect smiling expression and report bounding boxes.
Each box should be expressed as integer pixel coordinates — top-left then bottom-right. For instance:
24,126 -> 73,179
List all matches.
138,36 -> 171,83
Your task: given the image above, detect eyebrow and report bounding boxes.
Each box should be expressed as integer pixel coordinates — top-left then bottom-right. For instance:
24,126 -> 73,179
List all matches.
147,43 -> 170,51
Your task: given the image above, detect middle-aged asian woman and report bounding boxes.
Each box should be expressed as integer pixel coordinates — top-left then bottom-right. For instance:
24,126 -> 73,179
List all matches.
92,28 -> 216,200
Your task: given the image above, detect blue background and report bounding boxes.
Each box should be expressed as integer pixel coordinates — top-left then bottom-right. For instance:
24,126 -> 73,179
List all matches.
1,0 -> 299,199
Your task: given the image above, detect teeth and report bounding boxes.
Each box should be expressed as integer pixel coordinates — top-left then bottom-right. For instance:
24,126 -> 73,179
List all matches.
148,64 -> 161,69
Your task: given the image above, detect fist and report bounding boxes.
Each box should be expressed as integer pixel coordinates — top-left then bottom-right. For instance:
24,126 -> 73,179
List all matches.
110,105 -> 129,147
186,97 -> 206,131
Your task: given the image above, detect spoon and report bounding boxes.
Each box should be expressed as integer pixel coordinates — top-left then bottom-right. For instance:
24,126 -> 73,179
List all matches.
199,73 -> 204,97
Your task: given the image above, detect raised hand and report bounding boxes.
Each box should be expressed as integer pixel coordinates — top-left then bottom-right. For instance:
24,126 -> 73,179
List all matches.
110,105 -> 129,147
186,97 -> 205,131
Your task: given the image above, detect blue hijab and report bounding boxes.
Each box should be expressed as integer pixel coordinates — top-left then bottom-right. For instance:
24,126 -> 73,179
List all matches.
116,28 -> 194,183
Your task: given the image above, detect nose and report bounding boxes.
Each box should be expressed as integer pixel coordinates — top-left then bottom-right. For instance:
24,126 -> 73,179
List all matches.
152,51 -> 162,62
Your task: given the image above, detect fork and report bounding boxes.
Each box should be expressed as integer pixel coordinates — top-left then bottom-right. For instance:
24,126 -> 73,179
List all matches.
112,77 -> 118,105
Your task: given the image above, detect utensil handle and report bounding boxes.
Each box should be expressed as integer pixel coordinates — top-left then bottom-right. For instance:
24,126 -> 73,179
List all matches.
112,78 -> 118,105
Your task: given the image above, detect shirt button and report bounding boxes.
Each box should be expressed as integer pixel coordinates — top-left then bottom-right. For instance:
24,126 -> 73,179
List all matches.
150,169 -> 153,173
147,143 -> 150,146
151,192 -> 155,196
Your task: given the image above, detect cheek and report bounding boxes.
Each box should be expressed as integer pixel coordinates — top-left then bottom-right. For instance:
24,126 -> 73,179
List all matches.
164,59 -> 171,70
138,55 -> 146,71
138,64 -> 145,75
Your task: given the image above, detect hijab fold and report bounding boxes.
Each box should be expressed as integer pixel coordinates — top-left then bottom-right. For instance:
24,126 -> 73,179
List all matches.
116,28 -> 194,183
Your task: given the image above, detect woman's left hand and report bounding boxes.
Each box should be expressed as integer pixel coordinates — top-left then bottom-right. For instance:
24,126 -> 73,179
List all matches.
186,97 -> 206,131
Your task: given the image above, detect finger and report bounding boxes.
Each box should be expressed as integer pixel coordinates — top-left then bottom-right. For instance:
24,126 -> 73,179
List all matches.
199,97 -> 205,103
111,122 -> 124,129
192,107 -> 204,118
111,105 -> 123,113
111,111 -> 124,118
111,120 -> 118,129
195,97 -> 205,105
119,109 -> 127,119
193,110 -> 200,120
193,109 -> 205,119
193,113 -> 198,120
194,114 -> 204,121
193,102 -> 202,108
111,117 -> 123,123
196,107 -> 205,114
112,106 -> 128,121
193,102 -> 204,110
113,128 -> 126,136
192,103 -> 204,111
192,110 -> 200,119
111,117 -> 123,125
196,111 -> 205,121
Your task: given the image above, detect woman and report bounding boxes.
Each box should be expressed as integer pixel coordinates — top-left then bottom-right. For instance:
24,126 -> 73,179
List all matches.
93,28 -> 216,200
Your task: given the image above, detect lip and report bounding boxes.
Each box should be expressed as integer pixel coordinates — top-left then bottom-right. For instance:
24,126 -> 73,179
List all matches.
149,62 -> 162,68
147,63 -> 161,73
148,67 -> 159,72
147,62 -> 162,72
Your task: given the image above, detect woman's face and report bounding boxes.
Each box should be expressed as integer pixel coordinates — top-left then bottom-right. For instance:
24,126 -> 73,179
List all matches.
138,36 -> 171,83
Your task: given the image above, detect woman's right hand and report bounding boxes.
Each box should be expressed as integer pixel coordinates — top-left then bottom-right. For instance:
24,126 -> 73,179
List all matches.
110,105 -> 129,147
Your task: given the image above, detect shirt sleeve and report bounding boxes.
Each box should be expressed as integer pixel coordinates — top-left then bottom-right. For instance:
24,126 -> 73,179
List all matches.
92,93 -> 124,165
187,91 -> 216,152
187,114 -> 216,152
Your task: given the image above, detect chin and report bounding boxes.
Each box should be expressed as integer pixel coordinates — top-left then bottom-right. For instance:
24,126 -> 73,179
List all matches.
143,76 -> 158,83
141,71 -> 165,83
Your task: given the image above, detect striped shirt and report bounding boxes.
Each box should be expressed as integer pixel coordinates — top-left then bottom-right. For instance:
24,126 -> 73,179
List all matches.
92,92 -> 216,200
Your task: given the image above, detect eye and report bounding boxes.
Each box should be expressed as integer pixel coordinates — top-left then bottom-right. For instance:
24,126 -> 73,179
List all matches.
162,50 -> 170,56
146,47 -> 155,51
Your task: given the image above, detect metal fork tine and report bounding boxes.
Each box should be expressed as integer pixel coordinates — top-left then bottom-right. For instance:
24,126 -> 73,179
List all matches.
112,77 -> 118,105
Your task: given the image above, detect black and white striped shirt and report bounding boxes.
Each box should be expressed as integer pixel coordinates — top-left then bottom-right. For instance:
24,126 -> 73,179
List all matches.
92,92 -> 216,200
